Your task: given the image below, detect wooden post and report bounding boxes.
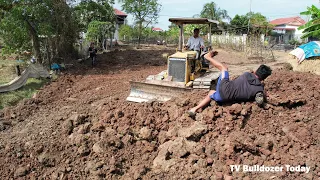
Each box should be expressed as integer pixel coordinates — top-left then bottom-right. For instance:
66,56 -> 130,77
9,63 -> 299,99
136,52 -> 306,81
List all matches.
15,65 -> 21,76
209,23 -> 212,49
178,24 -> 183,52
110,34 -> 112,49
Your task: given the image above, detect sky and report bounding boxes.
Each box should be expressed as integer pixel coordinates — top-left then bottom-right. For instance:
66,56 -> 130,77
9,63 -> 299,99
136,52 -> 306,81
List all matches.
114,0 -> 319,30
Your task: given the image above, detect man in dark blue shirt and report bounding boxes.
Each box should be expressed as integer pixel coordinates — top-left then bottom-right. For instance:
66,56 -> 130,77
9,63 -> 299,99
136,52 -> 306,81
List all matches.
188,51 -> 272,115
88,42 -> 97,67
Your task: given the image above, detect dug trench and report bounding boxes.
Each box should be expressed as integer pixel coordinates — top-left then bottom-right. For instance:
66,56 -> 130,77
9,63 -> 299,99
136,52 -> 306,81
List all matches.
0,47 -> 320,179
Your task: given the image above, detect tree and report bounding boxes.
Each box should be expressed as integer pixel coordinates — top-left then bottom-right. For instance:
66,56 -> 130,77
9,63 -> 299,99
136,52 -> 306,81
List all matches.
195,2 -> 230,34
74,0 -> 116,32
200,2 -> 230,21
0,0 -> 79,63
230,12 -> 271,35
119,0 -> 161,47
0,0 -> 50,62
299,5 -> 320,39
230,14 -> 250,34
86,21 -> 115,50
119,24 -> 136,41
184,24 -> 207,37
248,12 -> 269,27
230,15 -> 248,27
166,24 -> 179,44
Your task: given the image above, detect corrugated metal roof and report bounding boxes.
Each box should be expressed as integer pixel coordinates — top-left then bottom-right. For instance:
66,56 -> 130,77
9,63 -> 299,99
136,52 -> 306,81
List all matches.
114,8 -> 127,16
270,16 -> 306,26
152,27 -> 163,31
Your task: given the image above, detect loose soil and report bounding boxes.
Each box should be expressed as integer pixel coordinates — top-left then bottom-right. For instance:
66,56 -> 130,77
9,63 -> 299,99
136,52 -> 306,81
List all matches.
0,46 -> 319,180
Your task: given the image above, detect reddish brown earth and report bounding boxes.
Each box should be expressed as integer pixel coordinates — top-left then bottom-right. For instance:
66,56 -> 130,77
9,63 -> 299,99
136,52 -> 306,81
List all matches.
0,47 -> 319,180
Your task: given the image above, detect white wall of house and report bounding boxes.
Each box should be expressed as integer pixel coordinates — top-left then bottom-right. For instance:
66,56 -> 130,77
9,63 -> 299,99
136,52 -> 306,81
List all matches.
273,24 -> 305,42
286,25 -> 304,41
115,24 -> 119,41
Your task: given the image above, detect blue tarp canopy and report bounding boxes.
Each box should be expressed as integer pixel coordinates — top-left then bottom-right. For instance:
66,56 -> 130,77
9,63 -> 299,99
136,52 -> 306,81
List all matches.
290,41 -> 320,63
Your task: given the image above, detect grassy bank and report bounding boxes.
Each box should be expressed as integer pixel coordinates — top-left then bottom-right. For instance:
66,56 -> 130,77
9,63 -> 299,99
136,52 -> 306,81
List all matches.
0,57 -> 41,109
0,78 -> 49,109
0,59 -> 18,85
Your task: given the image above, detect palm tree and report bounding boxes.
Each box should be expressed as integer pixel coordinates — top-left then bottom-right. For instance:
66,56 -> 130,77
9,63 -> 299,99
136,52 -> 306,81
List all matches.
200,2 -> 230,22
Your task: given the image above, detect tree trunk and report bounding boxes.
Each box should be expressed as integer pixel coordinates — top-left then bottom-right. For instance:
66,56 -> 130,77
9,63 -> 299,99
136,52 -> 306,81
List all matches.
109,33 -> 112,49
54,37 -> 58,59
138,21 -> 142,48
25,19 -> 42,64
102,36 -> 106,51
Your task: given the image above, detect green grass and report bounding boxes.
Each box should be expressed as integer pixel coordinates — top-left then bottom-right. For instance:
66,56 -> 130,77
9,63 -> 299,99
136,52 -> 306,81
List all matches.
0,59 -> 17,85
0,78 -> 49,109
0,54 -> 48,109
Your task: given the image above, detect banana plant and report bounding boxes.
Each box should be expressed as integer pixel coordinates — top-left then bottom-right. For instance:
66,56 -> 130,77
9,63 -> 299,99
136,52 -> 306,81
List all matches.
299,5 -> 320,39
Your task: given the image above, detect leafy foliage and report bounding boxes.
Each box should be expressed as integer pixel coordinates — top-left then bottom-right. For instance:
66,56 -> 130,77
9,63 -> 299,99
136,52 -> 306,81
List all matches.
0,0 -> 80,63
230,14 -> 249,27
248,12 -> 269,27
119,0 -> 161,46
74,0 -> 116,32
86,20 -> 115,49
0,14 -> 31,54
165,24 -> 179,43
119,24 -> 165,43
119,24 -> 137,40
199,2 -> 230,21
299,5 -> 320,39
230,12 -> 272,35
193,2 -> 230,34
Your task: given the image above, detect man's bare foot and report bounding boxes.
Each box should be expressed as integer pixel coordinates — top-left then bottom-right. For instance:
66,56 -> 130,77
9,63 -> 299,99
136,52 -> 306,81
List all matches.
187,108 -> 197,118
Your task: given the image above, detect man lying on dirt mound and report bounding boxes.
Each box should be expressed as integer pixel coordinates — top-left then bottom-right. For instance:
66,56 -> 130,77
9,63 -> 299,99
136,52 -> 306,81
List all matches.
188,50 -> 272,117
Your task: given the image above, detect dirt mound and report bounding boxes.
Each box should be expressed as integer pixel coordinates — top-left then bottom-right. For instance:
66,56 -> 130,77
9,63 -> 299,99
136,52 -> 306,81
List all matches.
288,57 -> 320,75
0,48 -> 319,179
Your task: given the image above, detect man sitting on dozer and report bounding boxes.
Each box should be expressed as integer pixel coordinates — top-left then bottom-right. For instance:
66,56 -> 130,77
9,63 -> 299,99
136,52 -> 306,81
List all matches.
188,50 -> 272,116
185,28 -> 205,59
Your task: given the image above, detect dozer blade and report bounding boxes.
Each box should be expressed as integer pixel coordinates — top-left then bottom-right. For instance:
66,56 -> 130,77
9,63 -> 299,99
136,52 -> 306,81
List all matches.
193,70 -> 220,89
127,81 -> 192,103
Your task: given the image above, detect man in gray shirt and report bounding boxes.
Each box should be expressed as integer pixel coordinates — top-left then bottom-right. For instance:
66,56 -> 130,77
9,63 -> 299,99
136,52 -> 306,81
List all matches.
188,51 -> 272,116
185,28 -> 205,51
185,28 -> 205,59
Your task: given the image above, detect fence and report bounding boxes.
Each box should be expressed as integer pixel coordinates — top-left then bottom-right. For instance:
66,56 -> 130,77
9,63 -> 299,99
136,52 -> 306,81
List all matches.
211,34 -> 275,60
121,37 -> 179,47
212,34 -> 247,52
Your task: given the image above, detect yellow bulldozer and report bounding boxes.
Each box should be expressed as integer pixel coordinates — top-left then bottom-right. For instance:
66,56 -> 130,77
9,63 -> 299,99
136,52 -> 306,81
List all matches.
127,18 -> 222,103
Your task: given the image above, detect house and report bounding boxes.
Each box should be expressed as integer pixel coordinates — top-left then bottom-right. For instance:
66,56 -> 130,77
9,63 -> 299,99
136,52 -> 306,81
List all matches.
114,8 -> 127,41
152,27 -> 163,32
269,16 -> 306,44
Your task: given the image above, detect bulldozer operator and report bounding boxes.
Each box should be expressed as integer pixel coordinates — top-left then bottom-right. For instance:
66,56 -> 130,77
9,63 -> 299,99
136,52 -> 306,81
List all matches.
188,50 -> 272,117
184,28 -> 205,59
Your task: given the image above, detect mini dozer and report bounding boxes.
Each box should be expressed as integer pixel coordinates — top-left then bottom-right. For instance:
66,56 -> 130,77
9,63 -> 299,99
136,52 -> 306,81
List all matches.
127,18 -> 222,103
